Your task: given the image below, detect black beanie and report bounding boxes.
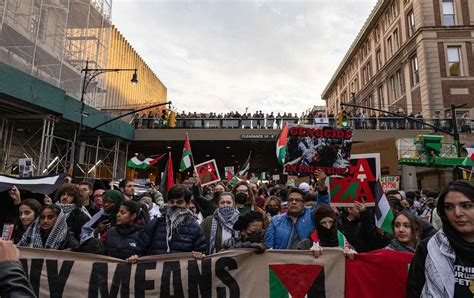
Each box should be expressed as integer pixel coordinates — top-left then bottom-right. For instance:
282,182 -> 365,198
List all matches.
233,211 -> 263,231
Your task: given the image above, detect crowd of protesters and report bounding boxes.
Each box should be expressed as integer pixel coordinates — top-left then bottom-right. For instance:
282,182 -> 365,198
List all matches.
134,109 -> 472,133
0,172 -> 473,297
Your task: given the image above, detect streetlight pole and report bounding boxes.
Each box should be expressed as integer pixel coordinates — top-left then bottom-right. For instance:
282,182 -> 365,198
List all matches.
73,60 -> 138,179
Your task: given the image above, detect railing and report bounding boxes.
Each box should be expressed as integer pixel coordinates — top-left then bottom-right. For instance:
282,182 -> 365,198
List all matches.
134,117 -> 473,132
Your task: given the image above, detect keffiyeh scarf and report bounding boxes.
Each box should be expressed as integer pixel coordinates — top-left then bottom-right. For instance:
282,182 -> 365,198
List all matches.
56,202 -> 91,219
17,211 -> 68,249
209,206 -> 240,254
161,206 -> 196,253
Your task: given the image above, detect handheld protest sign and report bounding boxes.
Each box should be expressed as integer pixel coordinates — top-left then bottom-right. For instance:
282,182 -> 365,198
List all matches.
284,125 -> 353,177
329,153 -> 380,207
194,159 -> 221,186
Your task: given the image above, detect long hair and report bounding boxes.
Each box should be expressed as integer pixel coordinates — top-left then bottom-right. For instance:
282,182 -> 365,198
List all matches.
391,211 -> 422,245
55,184 -> 81,206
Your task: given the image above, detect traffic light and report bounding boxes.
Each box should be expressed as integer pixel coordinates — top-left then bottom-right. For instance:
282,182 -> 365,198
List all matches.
336,112 -> 343,127
341,111 -> 349,127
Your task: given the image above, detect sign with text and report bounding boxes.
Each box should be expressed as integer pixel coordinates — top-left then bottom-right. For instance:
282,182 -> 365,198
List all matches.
329,153 -> 381,207
380,176 -> 400,191
284,125 -> 353,176
194,159 -> 221,186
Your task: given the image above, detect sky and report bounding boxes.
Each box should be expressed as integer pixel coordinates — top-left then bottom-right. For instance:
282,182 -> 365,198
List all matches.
112,0 -> 375,115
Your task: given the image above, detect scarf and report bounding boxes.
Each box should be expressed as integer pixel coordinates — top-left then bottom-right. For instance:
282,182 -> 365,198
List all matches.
17,211 -> 68,249
55,203 -> 91,220
161,206 -> 196,253
209,206 -> 240,254
385,239 -> 416,253
422,229 -> 456,297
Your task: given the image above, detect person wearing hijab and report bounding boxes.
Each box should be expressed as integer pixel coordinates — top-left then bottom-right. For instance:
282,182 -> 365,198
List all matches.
407,181 -> 474,297
385,211 -> 422,253
201,192 -> 241,254
12,199 -> 42,243
221,211 -> 266,253
297,204 -> 356,259
17,205 -> 78,250
79,190 -> 123,243
54,184 -> 91,242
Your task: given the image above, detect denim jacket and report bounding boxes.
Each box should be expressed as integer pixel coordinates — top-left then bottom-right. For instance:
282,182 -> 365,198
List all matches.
264,191 -> 329,249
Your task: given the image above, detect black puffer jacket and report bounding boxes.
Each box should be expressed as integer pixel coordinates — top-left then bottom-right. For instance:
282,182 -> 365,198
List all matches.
140,217 -> 207,256
104,223 -> 146,259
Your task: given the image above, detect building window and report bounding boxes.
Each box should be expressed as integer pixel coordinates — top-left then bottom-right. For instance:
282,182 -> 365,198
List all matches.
442,0 -> 456,26
447,46 -> 462,76
393,29 -> 400,51
378,85 -> 385,108
387,36 -> 393,57
374,25 -> 380,43
411,55 -> 419,85
376,49 -> 383,70
407,10 -> 415,37
389,69 -> 404,100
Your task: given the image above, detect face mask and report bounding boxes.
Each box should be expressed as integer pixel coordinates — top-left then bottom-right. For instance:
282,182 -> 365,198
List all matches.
266,206 -> 279,216
245,232 -> 263,243
235,193 -> 249,205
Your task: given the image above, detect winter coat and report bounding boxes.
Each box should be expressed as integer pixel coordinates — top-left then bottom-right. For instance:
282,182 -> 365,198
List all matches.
104,223 -> 146,259
264,191 -> 329,249
139,217 -> 207,256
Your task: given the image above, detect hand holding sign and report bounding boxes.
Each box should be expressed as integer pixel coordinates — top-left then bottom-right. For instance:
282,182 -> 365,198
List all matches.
315,169 -> 327,190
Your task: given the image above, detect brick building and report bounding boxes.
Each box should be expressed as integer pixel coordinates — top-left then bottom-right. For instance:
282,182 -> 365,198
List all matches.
322,0 -> 474,120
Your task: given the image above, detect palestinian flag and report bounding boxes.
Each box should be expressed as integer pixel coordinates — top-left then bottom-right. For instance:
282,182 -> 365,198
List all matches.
276,122 -> 289,165
127,153 -> 165,170
269,264 -> 326,297
180,134 -> 193,172
160,152 -> 174,197
374,180 -> 394,234
462,147 -> 474,166
0,173 -> 66,193
238,151 -> 251,177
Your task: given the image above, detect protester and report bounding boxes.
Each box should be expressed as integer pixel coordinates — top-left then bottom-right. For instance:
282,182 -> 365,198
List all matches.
264,196 -> 282,219
407,181 -> 474,297
17,205 -> 78,250
385,211 -> 422,253
297,204 -> 356,259
201,192 -> 240,254
79,181 -> 100,216
119,179 -> 135,201
337,200 -> 391,253
232,181 -> 269,227
80,190 -> 123,243
54,183 -> 91,241
264,171 -> 329,249
187,199 -> 203,224
92,189 -> 105,209
139,185 -> 207,257
221,211 -> 266,253
0,240 -> 36,297
12,199 -> 42,243
103,200 -> 146,260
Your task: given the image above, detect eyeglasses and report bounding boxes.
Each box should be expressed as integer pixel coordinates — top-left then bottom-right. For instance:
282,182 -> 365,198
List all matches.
236,189 -> 249,194
93,194 -> 104,199
287,198 -> 305,204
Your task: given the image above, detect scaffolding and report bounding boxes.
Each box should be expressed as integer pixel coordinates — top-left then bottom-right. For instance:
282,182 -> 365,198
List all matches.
0,0 -> 112,108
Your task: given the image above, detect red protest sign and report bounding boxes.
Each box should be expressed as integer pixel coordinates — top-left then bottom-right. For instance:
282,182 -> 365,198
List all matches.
329,153 -> 380,207
194,159 -> 221,186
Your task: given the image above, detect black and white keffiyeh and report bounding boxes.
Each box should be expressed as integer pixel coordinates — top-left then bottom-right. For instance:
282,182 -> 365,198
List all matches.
161,206 -> 196,253
17,211 -> 69,249
56,203 -> 91,220
209,206 -> 240,254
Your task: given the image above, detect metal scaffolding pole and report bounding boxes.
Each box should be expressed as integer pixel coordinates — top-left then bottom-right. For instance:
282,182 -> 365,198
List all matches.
112,140 -> 120,179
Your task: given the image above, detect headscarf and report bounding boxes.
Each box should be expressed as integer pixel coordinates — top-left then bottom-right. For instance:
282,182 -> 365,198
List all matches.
17,207 -> 69,249
209,206 -> 240,254
313,204 -> 338,247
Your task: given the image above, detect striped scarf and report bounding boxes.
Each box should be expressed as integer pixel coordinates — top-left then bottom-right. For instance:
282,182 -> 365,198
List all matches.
209,206 -> 240,254
422,229 -> 455,297
17,211 -> 68,249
